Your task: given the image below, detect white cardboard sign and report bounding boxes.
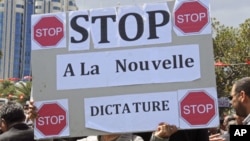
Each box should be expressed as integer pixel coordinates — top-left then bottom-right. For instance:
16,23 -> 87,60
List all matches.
84,87 -> 219,132
31,0 -> 218,138
57,44 -> 200,90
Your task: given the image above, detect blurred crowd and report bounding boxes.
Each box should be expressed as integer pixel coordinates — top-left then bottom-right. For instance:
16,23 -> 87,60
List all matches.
208,114 -> 245,141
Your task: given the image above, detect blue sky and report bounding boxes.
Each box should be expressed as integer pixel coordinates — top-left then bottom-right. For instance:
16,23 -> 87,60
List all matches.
75,0 -> 250,27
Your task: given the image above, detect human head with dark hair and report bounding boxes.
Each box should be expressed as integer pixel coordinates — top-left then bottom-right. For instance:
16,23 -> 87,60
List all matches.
233,77 -> 250,97
230,77 -> 250,120
0,101 -> 26,132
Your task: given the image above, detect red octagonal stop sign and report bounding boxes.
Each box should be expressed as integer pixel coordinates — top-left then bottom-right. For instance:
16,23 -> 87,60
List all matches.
36,102 -> 67,136
180,91 -> 216,126
174,1 -> 209,33
33,16 -> 64,47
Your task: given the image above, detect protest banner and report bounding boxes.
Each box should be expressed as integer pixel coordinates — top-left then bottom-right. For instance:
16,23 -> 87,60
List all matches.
31,0 -> 219,139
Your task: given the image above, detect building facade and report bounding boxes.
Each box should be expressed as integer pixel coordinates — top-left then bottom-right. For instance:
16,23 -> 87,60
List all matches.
0,0 -> 77,80
34,0 -> 77,14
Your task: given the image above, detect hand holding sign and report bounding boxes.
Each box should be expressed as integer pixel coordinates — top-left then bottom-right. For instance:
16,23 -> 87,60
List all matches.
154,122 -> 178,138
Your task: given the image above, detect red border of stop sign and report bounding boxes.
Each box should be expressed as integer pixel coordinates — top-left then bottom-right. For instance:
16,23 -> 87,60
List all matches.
174,0 -> 209,34
179,90 -> 216,126
34,99 -> 69,139
31,13 -> 66,50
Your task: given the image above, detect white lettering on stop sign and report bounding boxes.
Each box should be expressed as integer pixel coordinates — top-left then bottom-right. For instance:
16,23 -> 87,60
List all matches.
37,115 -> 65,126
183,104 -> 213,114
177,12 -> 206,23
35,27 -> 63,37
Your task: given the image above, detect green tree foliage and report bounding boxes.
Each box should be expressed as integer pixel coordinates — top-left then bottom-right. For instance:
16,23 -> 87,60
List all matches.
0,80 -> 16,98
213,18 -> 250,97
213,18 -> 250,114
0,80 -> 31,104
15,81 -> 32,103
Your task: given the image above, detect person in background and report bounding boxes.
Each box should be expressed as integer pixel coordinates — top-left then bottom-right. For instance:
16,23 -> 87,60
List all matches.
209,76 -> 250,141
0,101 -> 35,141
229,77 -> 250,125
23,102 -> 34,127
209,115 -> 236,141
209,114 -> 245,141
